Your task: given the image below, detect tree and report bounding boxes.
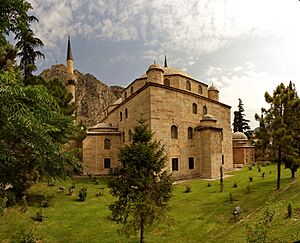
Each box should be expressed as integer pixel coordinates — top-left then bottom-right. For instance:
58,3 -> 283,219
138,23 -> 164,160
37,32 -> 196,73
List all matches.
255,82 -> 300,189
15,29 -> 44,80
0,68 -> 82,197
232,98 -> 252,138
108,119 -> 173,243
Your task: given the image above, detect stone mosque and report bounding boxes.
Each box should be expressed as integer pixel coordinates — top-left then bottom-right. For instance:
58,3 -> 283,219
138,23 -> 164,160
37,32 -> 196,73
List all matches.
65,38 -> 255,179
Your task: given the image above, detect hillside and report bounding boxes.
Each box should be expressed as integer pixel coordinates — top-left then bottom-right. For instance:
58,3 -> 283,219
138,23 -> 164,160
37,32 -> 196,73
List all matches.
40,64 -> 124,127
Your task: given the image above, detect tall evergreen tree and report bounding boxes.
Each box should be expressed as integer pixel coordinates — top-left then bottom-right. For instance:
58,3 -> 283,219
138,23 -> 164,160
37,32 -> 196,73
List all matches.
232,98 -> 252,138
108,119 -> 173,243
255,82 -> 300,189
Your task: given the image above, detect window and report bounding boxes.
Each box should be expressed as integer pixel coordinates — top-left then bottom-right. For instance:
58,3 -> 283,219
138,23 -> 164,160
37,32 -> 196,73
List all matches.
222,155 -> 224,165
164,79 -> 170,86
203,105 -> 208,115
172,158 -> 179,171
171,125 -> 178,139
122,131 -> 125,143
198,85 -> 203,94
130,86 -> 134,94
192,103 -> 197,114
125,108 -> 128,119
125,91 -> 127,99
120,112 -> 122,121
188,127 -> 193,139
186,80 -> 191,91
104,158 -> 111,169
188,157 -> 194,169
104,138 -> 111,150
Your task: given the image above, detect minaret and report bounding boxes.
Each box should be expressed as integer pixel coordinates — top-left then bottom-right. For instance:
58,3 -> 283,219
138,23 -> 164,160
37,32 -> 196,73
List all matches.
66,35 -> 76,103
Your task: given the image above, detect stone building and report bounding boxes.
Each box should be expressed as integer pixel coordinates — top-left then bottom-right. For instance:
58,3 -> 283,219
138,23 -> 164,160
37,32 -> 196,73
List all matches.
82,59 -> 234,179
232,132 -> 255,167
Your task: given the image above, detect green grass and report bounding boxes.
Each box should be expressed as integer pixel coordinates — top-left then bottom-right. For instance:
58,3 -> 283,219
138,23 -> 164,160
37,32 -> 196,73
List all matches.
1,164 -> 300,243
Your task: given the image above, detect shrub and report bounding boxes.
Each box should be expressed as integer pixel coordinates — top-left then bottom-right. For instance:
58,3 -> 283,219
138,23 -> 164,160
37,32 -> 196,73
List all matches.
6,191 -> 16,207
249,176 -> 253,182
33,210 -> 46,222
79,188 -> 87,202
71,182 -> 76,189
287,202 -> 292,218
249,166 -> 252,171
41,197 -> 50,208
207,182 -> 211,187
184,186 -> 191,193
96,191 -> 104,197
258,167 -> 261,172
262,172 -> 265,178
233,183 -> 238,188
68,187 -> 74,196
20,229 -> 40,243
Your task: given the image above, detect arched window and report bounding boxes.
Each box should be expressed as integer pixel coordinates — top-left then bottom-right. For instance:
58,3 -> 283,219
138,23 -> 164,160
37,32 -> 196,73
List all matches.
171,125 -> 178,139
164,79 -> 170,86
198,85 -> 203,94
188,127 -> 193,139
203,105 -> 208,115
192,103 -> 197,114
130,86 -> 134,94
104,138 -> 111,149
186,80 -> 191,91
125,91 -> 127,99
120,112 -> 122,121
125,108 -> 128,119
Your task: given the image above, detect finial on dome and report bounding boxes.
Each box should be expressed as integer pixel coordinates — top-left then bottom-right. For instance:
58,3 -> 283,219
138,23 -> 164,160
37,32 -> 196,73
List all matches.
164,55 -> 168,68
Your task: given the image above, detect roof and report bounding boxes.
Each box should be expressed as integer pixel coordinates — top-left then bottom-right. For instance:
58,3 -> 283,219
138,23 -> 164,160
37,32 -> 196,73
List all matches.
232,132 -> 248,140
66,35 -> 73,61
202,113 -> 217,121
208,84 -> 218,91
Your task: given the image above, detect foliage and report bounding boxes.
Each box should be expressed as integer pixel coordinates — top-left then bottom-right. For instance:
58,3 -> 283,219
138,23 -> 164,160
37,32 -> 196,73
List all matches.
108,118 -> 173,243
0,69 -> 81,197
184,185 -> 191,193
0,195 -> 8,215
255,82 -> 300,188
20,195 -> 28,213
232,98 -> 252,138
78,187 -> 87,202
32,210 -> 45,222
19,229 -> 40,243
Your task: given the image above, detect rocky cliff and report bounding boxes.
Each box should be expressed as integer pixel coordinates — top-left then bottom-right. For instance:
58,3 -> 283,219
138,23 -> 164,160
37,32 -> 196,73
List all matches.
40,64 -> 123,127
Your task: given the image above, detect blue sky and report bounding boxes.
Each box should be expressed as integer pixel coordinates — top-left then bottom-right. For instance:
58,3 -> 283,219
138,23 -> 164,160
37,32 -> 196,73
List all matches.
29,0 -> 300,129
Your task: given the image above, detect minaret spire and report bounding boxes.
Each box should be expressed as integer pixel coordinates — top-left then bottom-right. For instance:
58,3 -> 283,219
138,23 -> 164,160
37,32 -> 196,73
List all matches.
67,35 -> 73,61
164,55 -> 168,68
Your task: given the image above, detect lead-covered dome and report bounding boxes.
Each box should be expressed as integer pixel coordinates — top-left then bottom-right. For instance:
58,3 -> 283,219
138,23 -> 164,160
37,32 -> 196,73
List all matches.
232,132 -> 248,140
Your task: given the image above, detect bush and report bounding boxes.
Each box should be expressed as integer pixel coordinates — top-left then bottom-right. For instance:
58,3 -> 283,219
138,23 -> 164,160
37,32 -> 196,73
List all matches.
184,186 -> 191,193
41,199 -> 49,208
6,191 -> 16,207
249,176 -> 253,182
233,183 -> 238,188
33,210 -> 46,222
249,166 -> 252,171
79,188 -> 87,201
20,229 -> 40,243
207,182 -> 211,187
287,202 -> 292,218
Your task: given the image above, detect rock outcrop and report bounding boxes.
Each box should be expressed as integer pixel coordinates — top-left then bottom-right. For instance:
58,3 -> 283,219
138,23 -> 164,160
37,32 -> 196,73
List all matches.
40,64 -> 123,127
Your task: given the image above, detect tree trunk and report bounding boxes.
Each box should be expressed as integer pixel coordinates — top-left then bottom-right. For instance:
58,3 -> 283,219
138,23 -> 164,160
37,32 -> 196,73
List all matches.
277,147 -> 281,190
140,217 -> 144,243
291,169 -> 296,179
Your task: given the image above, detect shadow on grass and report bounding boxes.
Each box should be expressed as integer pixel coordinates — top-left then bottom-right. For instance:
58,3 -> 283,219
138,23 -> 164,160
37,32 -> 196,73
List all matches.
27,193 -> 46,207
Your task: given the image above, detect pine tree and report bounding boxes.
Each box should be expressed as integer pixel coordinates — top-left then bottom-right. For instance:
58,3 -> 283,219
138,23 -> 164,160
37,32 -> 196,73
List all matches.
232,98 -> 252,138
108,118 -> 173,243
255,82 -> 300,189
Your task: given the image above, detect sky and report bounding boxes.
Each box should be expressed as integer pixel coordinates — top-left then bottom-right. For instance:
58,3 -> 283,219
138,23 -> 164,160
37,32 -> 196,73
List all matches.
28,0 -> 300,129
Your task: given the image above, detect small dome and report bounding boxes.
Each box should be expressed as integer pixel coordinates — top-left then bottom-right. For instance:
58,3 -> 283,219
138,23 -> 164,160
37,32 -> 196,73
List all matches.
232,132 -> 248,140
202,113 -> 216,121
208,84 -> 218,91
147,63 -> 163,70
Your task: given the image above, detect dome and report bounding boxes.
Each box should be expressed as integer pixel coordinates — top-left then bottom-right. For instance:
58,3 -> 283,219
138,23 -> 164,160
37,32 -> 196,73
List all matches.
141,67 -> 192,78
202,113 -> 216,121
232,132 -> 248,140
208,84 -> 218,91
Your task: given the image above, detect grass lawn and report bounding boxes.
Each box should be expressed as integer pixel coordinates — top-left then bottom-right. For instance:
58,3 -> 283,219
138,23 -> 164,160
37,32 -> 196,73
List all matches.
1,164 -> 300,242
